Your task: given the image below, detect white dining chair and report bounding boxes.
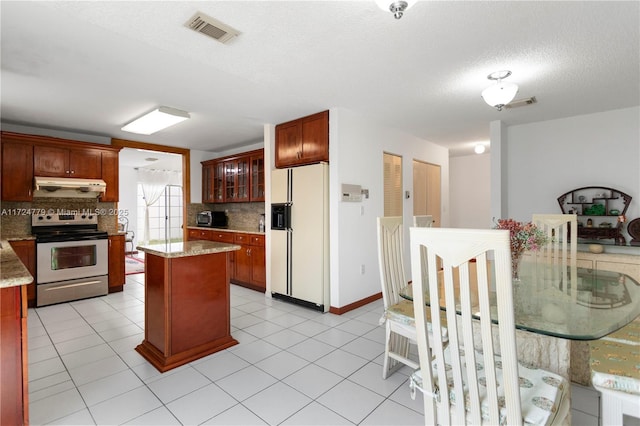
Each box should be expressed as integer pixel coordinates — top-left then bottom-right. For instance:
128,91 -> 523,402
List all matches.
413,215 -> 434,228
377,216 -> 419,379
532,214 -> 577,293
589,318 -> 640,425
408,227 -> 570,425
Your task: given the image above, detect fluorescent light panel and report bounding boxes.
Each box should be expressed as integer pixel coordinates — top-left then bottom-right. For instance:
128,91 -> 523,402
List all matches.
122,107 -> 190,135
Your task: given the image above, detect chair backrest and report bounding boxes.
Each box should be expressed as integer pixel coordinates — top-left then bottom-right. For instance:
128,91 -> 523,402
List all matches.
413,215 -> 434,228
409,227 -> 521,425
377,216 -> 407,309
531,214 -> 577,293
118,216 -> 129,231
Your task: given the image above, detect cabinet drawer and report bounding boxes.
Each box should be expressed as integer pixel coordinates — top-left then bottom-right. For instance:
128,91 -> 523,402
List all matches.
211,231 -> 234,243
250,235 -> 265,246
234,233 -> 250,244
188,229 -> 213,240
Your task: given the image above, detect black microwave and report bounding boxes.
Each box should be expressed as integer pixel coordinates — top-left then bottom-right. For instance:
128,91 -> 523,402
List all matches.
196,211 -> 228,228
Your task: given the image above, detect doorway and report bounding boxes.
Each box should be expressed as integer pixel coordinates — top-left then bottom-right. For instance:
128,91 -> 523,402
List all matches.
383,152 -> 403,217
113,138 -> 189,245
413,160 -> 441,227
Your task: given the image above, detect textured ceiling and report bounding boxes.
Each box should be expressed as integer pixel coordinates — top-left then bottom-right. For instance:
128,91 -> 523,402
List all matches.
1,1 -> 638,157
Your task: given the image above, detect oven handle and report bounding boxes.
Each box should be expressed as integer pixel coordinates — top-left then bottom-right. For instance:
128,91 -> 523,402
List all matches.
41,280 -> 104,291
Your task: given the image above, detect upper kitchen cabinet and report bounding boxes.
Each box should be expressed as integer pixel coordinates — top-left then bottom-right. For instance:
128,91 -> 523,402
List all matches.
201,149 -> 264,203
1,139 -> 34,201
225,156 -> 250,202
250,153 -> 265,201
100,150 -> 120,202
0,131 -> 121,202
275,110 -> 329,168
34,145 -> 102,179
202,163 -> 214,203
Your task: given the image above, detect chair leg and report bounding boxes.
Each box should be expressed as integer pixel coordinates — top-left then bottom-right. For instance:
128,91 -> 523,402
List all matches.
383,324 -> 413,379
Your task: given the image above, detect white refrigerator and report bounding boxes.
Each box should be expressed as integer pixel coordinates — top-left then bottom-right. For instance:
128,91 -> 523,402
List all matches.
270,162 -> 329,312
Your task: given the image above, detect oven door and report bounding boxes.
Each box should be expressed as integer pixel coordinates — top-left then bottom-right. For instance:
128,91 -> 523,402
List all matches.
36,239 -> 108,284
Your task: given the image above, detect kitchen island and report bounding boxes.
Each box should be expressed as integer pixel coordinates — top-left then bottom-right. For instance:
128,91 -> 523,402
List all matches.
1,240 -> 33,425
135,240 -> 240,372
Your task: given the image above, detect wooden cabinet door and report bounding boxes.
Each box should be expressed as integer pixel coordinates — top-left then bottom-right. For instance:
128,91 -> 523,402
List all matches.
100,151 -> 119,202
250,235 -> 266,289
300,110 -> 329,164
224,161 -> 236,201
275,111 -> 328,168
8,241 -> 36,307
213,162 -> 225,202
69,149 -> 102,178
250,154 -> 265,201
34,145 -> 68,177
202,164 -> 214,203
233,233 -> 251,283
1,141 -> 33,201
234,244 -> 252,283
275,121 -> 302,168
108,235 -> 125,293
235,157 -> 250,202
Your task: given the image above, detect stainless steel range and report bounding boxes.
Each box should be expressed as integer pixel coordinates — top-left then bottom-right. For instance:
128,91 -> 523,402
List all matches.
32,211 -> 109,307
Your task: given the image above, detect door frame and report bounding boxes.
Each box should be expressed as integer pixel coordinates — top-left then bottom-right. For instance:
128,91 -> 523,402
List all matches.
111,138 -> 190,243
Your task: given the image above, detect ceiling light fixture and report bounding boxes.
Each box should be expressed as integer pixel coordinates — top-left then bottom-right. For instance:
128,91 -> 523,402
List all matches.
375,0 -> 417,19
474,144 -> 486,154
121,107 -> 190,135
481,70 -> 518,111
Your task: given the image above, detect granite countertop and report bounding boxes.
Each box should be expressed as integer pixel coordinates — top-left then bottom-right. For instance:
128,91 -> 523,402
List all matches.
137,240 -> 241,258
187,225 -> 264,235
3,235 -> 36,241
0,240 -> 34,288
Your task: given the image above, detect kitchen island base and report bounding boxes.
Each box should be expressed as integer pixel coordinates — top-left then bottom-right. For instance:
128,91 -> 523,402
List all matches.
135,243 -> 239,372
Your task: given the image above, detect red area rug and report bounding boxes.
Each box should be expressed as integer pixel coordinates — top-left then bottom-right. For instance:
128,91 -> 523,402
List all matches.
125,256 -> 145,275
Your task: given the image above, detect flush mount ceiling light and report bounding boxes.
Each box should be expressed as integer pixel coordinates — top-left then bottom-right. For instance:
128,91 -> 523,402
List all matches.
481,70 -> 519,111
474,144 -> 486,154
121,107 -> 190,135
375,0 -> 417,19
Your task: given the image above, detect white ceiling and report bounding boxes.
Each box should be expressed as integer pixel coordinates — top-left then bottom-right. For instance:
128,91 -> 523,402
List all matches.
1,1 -> 638,157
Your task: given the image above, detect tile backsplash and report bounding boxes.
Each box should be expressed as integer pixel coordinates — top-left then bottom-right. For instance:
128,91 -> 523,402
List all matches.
1,198 -> 118,237
187,202 -> 265,231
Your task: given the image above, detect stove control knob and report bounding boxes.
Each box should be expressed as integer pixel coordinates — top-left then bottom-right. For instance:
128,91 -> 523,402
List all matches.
81,215 -> 87,219
88,215 -> 93,219
46,215 -> 52,220
37,216 -> 44,221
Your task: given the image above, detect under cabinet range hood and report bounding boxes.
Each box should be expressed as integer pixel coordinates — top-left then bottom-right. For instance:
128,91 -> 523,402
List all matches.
34,176 -> 107,198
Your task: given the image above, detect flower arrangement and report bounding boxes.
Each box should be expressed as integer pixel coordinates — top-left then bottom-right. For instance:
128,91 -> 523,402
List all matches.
494,218 -> 549,280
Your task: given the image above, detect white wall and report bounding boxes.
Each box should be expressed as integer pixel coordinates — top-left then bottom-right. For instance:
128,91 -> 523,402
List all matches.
494,106 -> 640,244
449,153 -> 491,228
117,165 -> 138,246
329,108 -> 450,308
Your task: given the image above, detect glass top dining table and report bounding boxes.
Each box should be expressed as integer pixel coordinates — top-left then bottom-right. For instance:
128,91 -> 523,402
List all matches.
400,261 -> 640,341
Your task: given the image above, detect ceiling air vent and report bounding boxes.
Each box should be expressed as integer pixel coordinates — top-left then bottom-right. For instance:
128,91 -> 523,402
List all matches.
185,12 -> 240,44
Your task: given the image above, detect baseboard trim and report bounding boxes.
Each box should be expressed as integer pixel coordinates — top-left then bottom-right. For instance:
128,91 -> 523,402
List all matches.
329,292 -> 382,315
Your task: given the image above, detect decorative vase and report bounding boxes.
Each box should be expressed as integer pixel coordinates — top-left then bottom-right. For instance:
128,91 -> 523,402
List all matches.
511,250 -> 523,281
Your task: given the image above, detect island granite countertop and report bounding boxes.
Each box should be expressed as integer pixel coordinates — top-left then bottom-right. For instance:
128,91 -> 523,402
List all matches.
137,240 -> 240,258
0,240 -> 34,288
